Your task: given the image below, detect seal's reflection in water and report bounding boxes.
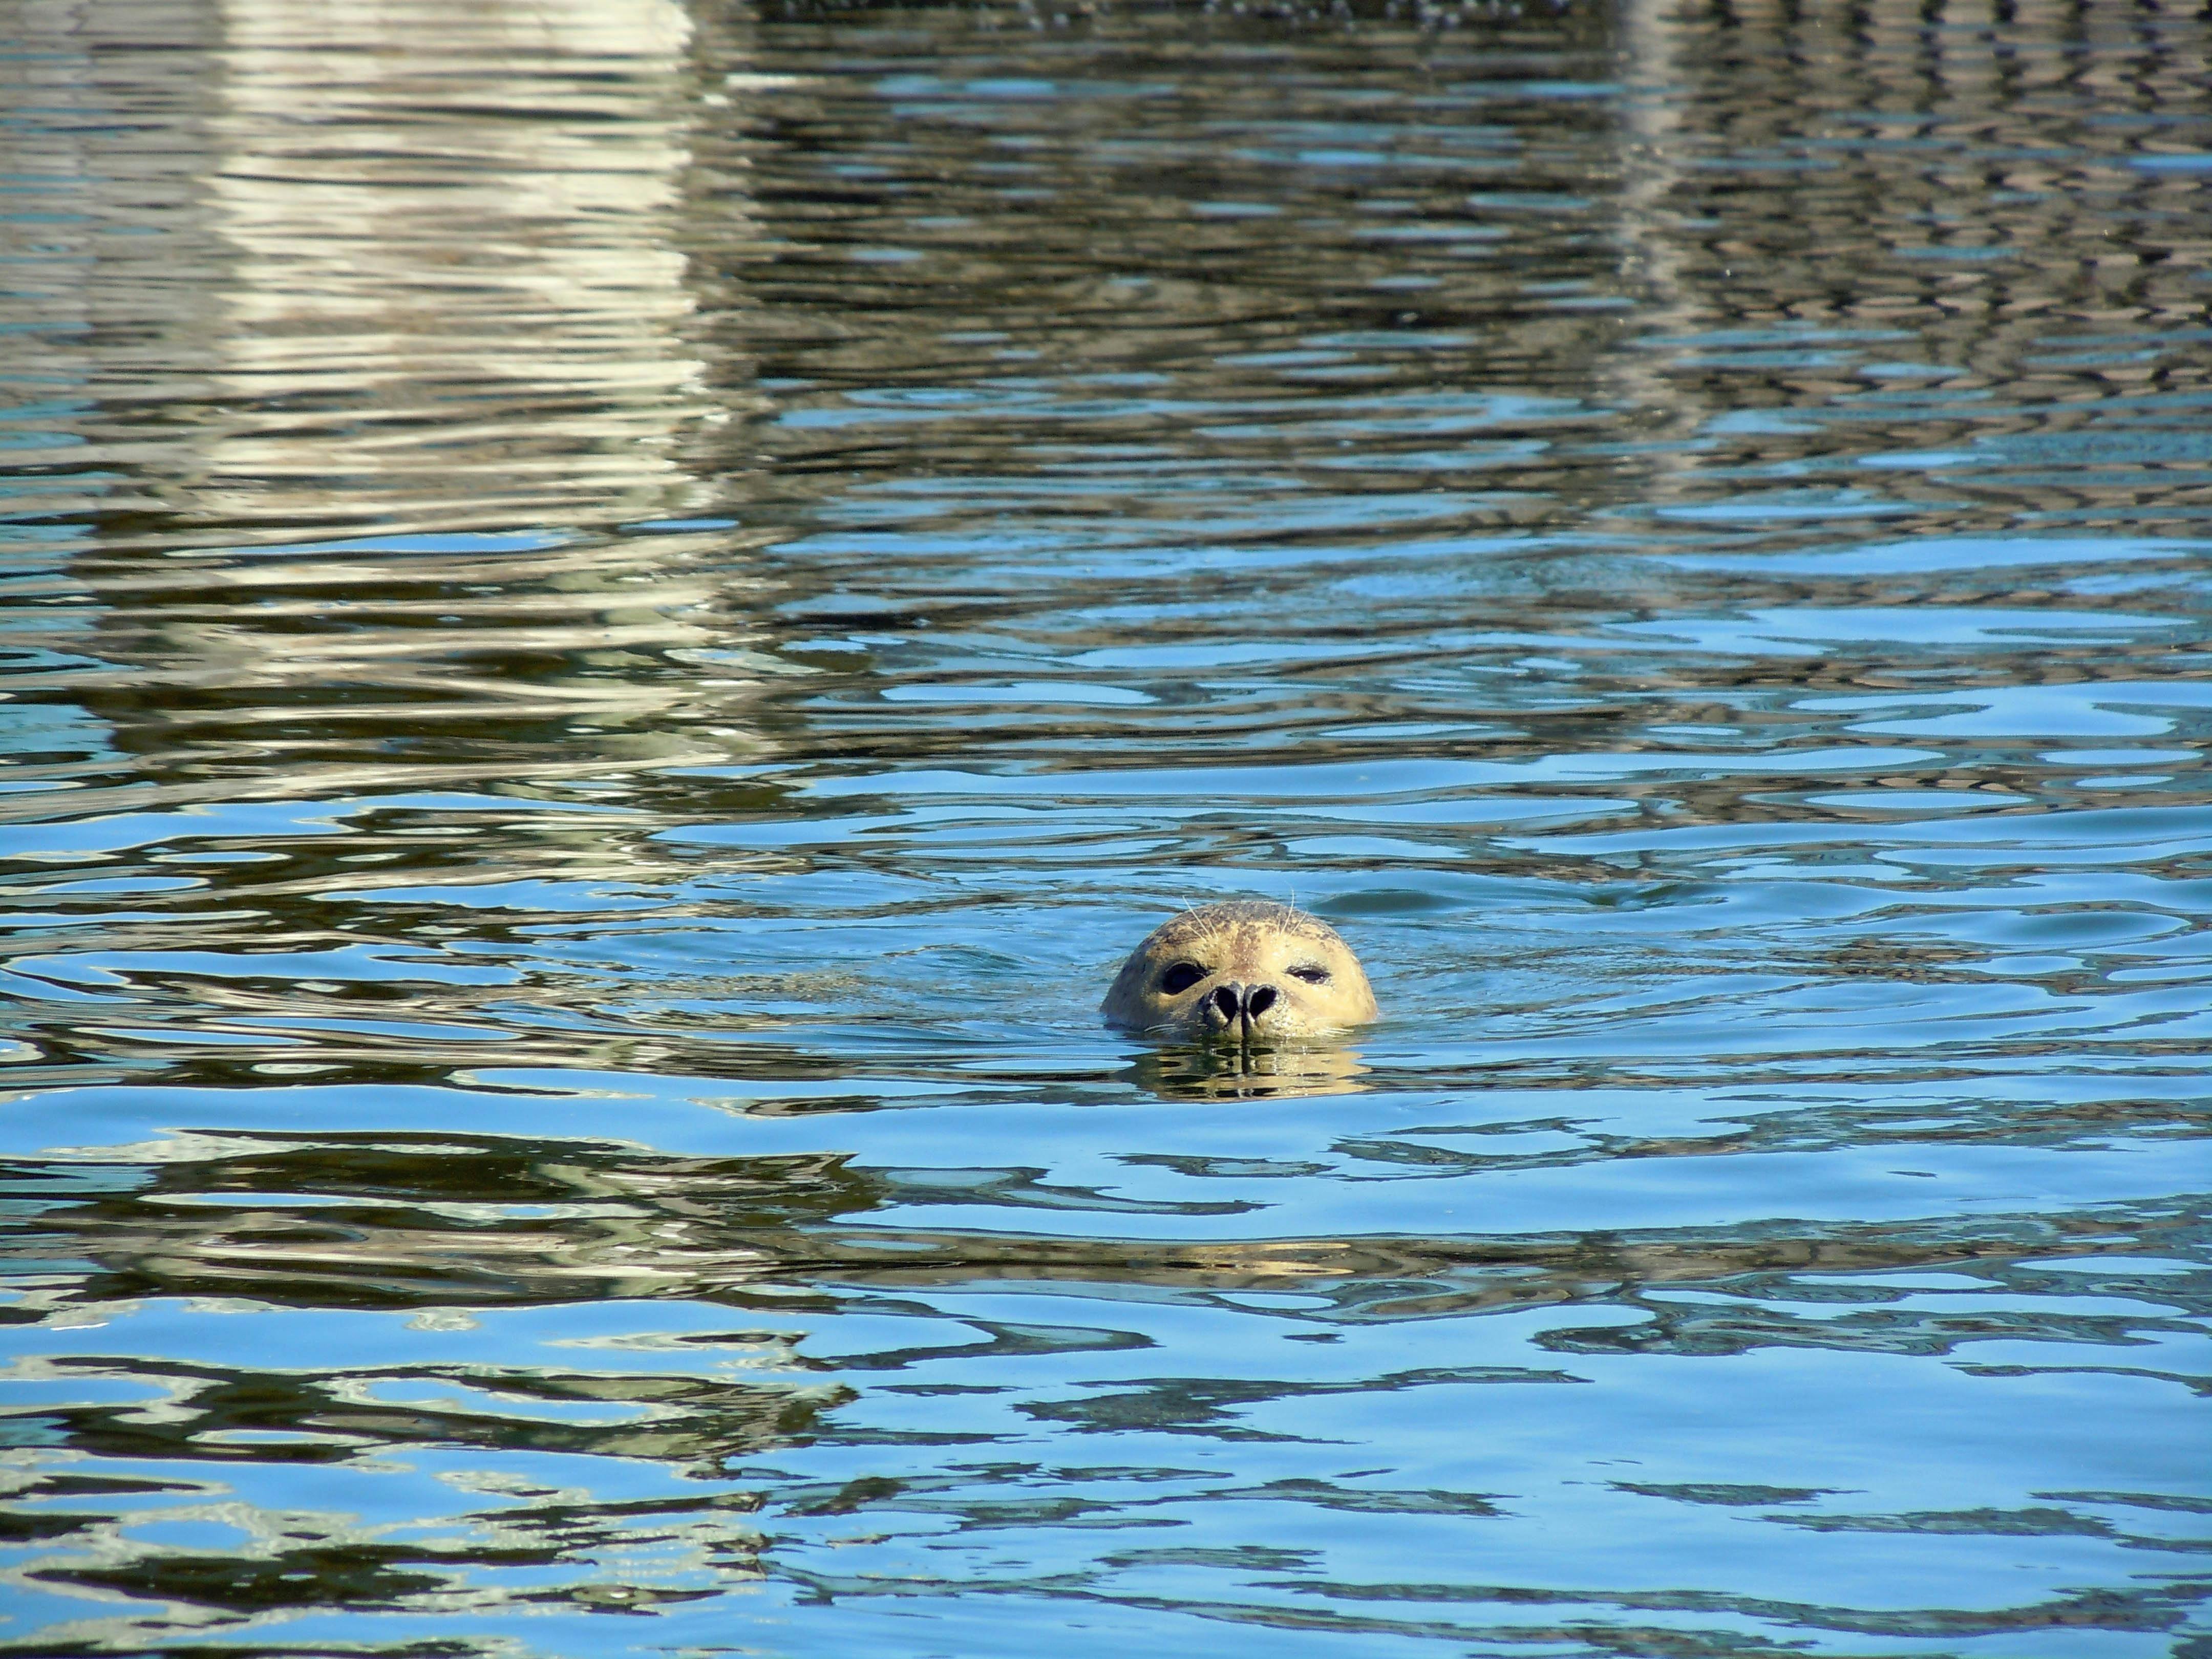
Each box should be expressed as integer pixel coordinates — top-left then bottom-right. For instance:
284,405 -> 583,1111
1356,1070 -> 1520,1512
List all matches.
1128,1038 -> 1370,1101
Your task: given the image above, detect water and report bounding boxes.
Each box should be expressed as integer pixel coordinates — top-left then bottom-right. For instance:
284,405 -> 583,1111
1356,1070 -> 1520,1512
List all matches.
2,0 -> 2208,1652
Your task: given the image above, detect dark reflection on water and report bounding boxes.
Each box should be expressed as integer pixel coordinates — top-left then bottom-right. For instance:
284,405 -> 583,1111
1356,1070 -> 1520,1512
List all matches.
2,0 -> 2209,1652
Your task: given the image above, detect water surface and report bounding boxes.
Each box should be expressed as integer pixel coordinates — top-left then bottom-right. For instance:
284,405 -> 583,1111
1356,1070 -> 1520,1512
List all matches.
2,0 -> 2208,1653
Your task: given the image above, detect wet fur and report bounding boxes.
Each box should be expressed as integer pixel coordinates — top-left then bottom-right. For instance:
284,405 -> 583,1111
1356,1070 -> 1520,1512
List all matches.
1101,901 -> 1379,1038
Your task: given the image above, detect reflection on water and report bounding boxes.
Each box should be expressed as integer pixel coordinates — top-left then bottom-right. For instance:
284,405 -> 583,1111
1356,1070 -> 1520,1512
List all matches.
8,0 -> 769,813
204,0 -> 710,533
1129,1041 -> 1371,1101
2,0 -> 2209,1652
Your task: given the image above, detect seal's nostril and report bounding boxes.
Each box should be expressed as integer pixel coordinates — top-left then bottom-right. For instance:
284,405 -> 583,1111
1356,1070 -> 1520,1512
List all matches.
1211,986 -> 1241,1022
1246,984 -> 1278,1017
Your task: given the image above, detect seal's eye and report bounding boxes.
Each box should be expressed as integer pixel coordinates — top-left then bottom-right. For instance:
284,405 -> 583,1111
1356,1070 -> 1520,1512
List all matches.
1159,961 -> 1207,995
1287,963 -> 1330,985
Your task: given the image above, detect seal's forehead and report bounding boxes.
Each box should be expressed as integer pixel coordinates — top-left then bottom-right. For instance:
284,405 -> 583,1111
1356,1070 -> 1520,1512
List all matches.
1138,901 -> 1346,956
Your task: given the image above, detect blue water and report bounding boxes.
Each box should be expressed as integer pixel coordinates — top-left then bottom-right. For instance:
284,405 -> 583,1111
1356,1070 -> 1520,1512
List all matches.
1,0 -> 2207,1653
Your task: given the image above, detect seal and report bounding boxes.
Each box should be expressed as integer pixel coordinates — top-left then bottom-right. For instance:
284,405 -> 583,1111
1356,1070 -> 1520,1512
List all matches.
1102,901 -> 1379,1040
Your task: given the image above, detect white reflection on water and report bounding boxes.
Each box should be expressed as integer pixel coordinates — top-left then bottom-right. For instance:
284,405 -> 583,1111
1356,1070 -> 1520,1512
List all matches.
205,0 -> 711,532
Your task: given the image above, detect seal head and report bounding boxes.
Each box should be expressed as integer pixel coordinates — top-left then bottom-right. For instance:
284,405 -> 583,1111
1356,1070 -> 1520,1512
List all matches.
1102,901 -> 1379,1040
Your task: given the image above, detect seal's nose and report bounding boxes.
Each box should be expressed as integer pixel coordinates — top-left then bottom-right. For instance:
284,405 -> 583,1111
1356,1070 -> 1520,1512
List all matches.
1208,982 -> 1281,1033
